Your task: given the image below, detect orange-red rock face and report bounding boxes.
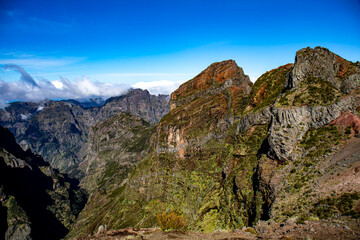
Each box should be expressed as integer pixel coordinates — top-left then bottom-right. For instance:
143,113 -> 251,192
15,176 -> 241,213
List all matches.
170,60 -> 251,110
157,60 -> 252,159
331,111 -> 360,134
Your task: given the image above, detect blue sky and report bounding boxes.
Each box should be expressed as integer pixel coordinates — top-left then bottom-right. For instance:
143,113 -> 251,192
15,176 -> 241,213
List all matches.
0,0 -> 359,102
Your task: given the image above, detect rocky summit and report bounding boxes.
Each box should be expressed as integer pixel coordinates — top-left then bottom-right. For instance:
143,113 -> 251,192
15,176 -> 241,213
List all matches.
66,47 -> 360,239
0,89 -> 169,178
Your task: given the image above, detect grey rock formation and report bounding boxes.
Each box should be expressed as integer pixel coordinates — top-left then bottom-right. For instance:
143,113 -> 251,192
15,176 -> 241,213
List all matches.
235,47 -> 360,162
341,73 -> 360,94
267,95 -> 357,161
236,107 -> 272,134
292,47 -> 340,89
234,94 -> 357,162
103,89 -> 170,124
290,46 -> 360,92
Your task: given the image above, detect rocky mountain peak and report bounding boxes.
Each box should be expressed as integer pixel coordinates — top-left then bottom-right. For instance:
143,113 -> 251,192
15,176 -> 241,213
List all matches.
289,46 -> 360,93
103,88 -> 170,124
105,88 -> 150,104
170,60 -> 251,110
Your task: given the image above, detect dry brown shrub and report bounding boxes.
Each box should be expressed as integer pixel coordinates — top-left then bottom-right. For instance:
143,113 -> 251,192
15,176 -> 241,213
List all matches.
157,210 -> 188,232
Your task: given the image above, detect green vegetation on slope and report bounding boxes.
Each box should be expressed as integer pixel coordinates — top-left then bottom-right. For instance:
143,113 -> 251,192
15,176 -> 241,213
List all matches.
271,125 -> 351,223
278,76 -> 343,107
311,192 -> 360,219
67,114 -> 156,238
245,64 -> 293,113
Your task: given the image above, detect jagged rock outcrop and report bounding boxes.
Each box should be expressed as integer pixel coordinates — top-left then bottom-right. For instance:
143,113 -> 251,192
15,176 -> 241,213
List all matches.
0,125 -> 87,240
0,89 -> 169,177
233,48 -> 360,162
290,47 -> 360,92
265,47 -> 360,161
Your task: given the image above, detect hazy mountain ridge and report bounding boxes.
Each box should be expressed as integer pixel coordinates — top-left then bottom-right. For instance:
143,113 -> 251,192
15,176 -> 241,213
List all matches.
68,47 -> 360,239
0,89 -> 170,177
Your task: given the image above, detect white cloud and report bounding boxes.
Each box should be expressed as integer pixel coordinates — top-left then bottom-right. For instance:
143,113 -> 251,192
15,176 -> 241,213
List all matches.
0,64 -> 190,107
0,64 -> 131,107
132,80 -> 184,95
51,80 -> 64,89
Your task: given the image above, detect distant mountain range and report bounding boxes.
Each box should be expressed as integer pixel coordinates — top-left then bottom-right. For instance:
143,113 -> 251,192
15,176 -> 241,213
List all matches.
0,89 -> 169,178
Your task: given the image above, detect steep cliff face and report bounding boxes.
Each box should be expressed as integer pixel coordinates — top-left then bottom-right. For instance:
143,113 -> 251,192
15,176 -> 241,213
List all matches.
0,89 -> 169,177
17,101 -> 90,178
0,102 -> 40,138
66,113 -> 155,238
69,48 -> 360,238
0,125 -> 87,240
79,112 -> 155,193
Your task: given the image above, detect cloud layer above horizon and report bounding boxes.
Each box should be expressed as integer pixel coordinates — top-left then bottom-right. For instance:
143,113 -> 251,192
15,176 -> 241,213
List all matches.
0,64 -> 183,108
